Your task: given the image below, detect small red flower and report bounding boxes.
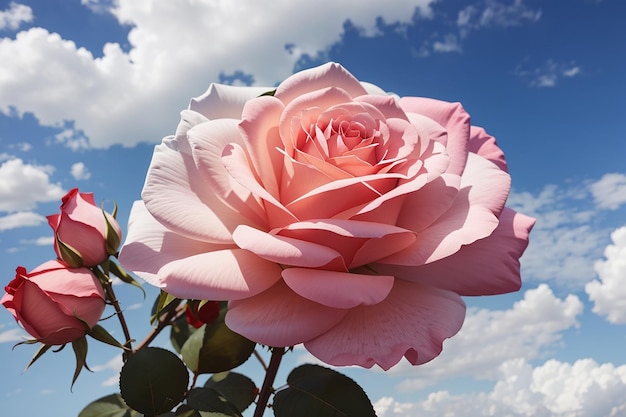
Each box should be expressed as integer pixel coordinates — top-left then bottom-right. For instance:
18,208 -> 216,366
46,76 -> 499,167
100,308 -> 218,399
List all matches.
185,301 -> 220,328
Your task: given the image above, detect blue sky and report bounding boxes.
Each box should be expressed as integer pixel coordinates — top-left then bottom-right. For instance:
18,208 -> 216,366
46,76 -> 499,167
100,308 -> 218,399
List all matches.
1,0 -> 626,416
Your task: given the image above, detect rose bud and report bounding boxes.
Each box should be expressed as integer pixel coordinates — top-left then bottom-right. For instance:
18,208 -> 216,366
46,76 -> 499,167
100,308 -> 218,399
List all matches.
47,188 -> 123,267
1,260 -> 106,345
185,301 -> 220,329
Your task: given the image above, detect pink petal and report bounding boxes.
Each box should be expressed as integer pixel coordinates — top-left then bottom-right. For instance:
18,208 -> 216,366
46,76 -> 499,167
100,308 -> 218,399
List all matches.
275,62 -> 367,105
232,224 -> 346,270
375,208 -> 535,295
190,83 -> 273,120
30,261 -> 103,299
469,126 -> 508,172
304,279 -> 466,370
142,137 -> 251,243
355,94 -> 408,121
119,201 -> 227,287
221,143 -> 298,228
277,219 -> 416,268
158,248 -> 283,300
188,119 -> 268,227
226,280 -> 348,347
282,268 -> 394,308
239,96 -> 286,198
399,97 -> 470,176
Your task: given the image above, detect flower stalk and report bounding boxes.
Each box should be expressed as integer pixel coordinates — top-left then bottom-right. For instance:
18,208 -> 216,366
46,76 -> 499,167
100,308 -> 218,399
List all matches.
253,347 -> 285,417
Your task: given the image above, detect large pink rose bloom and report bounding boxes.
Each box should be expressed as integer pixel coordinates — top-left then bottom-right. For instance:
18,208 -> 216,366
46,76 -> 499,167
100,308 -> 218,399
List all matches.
120,63 -> 534,370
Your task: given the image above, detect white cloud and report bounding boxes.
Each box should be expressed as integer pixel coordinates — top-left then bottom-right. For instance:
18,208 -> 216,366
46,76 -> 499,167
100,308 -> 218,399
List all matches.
0,2 -> 33,30
0,0 -> 436,148
508,184 -> 609,289
391,284 -> 582,390
91,355 -> 124,387
590,173 -> 626,210
514,59 -> 583,88
457,0 -> 541,33
432,33 -> 462,53
586,226 -> 626,324
0,211 -> 46,231
0,327 -> 26,343
70,162 -> 91,180
375,358 -> 626,417
0,158 -> 65,212
19,236 -> 54,246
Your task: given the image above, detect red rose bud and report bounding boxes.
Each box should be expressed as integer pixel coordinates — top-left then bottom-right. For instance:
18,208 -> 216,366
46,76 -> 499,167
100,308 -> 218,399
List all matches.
1,261 -> 106,345
185,301 -> 220,329
47,188 -> 123,267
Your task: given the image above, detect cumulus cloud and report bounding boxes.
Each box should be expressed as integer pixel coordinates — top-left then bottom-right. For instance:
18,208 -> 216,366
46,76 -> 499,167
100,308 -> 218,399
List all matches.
432,33 -> 462,53
0,158 -> 65,212
70,162 -> 91,180
590,173 -> 626,210
0,211 -> 46,231
514,59 -> 583,87
0,326 -> 26,343
91,355 -> 124,387
0,2 -> 33,30
391,284 -> 582,390
0,0 -> 436,148
586,226 -> 626,324
375,358 -> 626,417
508,184 -> 609,289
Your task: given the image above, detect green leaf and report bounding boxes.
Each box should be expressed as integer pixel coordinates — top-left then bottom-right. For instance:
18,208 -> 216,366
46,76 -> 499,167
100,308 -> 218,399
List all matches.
185,388 -> 241,417
119,347 -> 189,415
258,89 -> 276,97
170,314 -> 197,354
152,290 -> 181,324
108,260 -> 145,297
88,324 -> 130,350
71,336 -> 91,390
181,305 -> 255,374
204,372 -> 257,413
78,393 -> 140,417
273,364 -> 376,417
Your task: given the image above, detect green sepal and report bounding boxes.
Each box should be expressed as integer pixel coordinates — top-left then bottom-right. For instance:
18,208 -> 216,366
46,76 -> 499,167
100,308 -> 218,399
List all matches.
56,234 -> 84,268
88,324 -> 130,351
103,206 -> 121,256
71,336 -> 91,390
258,89 -> 276,97
151,290 -> 181,324
23,343 -> 53,370
109,260 -> 145,297
12,338 -> 39,349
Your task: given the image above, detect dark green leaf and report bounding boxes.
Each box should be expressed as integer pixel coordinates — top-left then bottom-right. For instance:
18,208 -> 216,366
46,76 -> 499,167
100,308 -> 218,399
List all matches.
170,314 -> 196,354
273,364 -> 376,417
204,372 -> 257,412
119,347 -> 189,415
174,405 -> 201,417
185,388 -> 241,416
152,290 -> 181,324
181,305 -> 255,374
78,393 -> 140,417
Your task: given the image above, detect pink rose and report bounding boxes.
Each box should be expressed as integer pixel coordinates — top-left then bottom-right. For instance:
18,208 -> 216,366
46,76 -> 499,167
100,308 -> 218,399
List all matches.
120,63 -> 534,370
1,260 -> 106,345
47,188 -> 123,267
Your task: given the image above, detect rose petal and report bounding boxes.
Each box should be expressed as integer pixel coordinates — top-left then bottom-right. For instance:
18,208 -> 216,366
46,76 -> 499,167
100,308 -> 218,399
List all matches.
232,224 -> 346,270
275,62 -> 367,105
355,94 -> 409,121
469,126 -> 508,172
226,280 -> 348,347
119,201 -> 227,287
385,153 -> 510,265
188,119 -> 267,227
142,137 -> 251,243
375,208 -> 535,295
282,268 -> 394,308
158,249 -> 283,300
304,279 -> 466,370
190,83 -> 272,120
399,97 -> 470,176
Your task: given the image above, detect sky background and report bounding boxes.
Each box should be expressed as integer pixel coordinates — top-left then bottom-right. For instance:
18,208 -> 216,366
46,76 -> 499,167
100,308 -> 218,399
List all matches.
1,0 -> 626,416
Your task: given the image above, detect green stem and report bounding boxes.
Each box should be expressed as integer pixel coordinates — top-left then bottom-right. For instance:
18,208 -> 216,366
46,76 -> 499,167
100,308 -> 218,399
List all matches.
253,347 -> 285,417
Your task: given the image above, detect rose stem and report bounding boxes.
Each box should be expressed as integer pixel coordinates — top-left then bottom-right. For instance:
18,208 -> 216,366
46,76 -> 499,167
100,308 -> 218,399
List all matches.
253,346 -> 285,417
94,267 -> 134,353
254,349 -> 269,371
134,301 -> 184,352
